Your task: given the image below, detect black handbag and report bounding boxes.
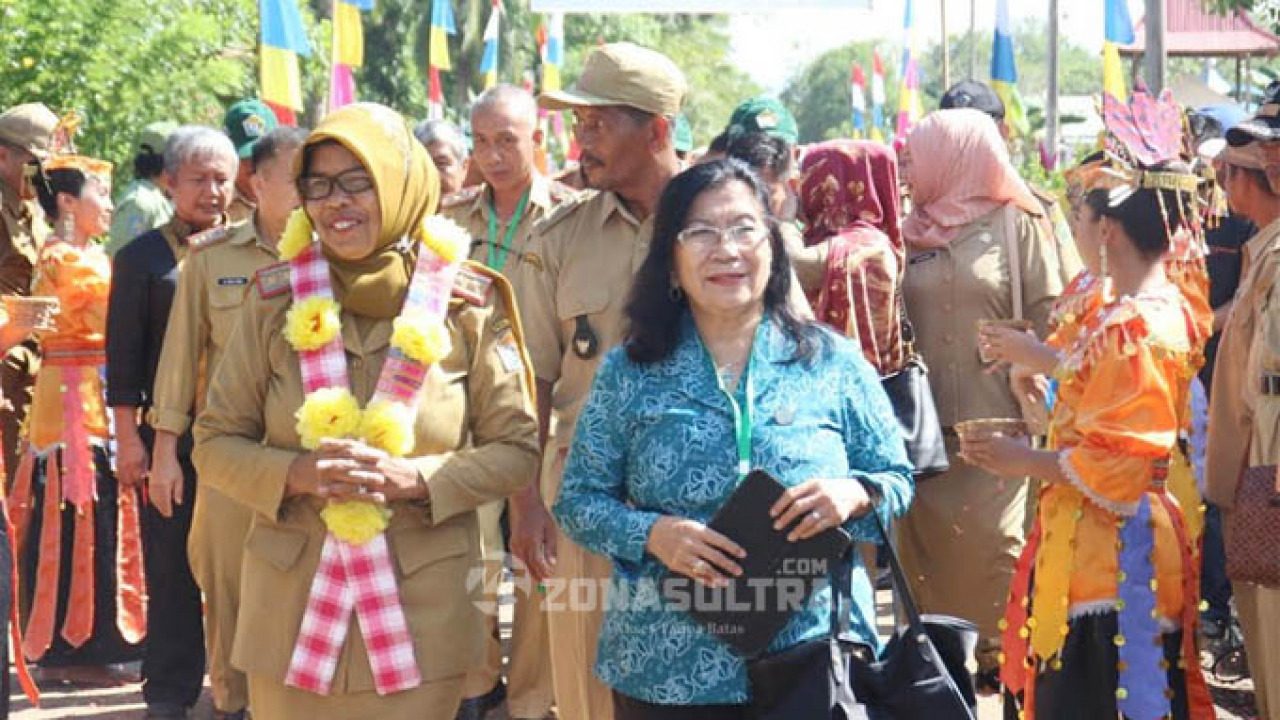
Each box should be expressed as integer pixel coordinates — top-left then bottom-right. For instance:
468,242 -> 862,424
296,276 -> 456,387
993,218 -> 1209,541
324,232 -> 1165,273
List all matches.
882,296 -> 949,479
746,503 -> 977,720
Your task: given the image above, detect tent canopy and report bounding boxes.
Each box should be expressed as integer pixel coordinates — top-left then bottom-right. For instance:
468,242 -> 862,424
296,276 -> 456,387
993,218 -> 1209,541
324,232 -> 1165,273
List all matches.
1121,0 -> 1280,57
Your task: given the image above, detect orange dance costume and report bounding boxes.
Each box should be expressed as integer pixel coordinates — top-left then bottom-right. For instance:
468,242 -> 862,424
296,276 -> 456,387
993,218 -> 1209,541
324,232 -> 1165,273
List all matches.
7,238 -> 146,666
998,88 -> 1213,720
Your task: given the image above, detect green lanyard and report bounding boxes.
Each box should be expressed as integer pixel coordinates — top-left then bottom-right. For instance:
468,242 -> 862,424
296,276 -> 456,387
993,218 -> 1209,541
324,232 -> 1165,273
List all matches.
703,342 -> 755,479
485,187 -> 531,271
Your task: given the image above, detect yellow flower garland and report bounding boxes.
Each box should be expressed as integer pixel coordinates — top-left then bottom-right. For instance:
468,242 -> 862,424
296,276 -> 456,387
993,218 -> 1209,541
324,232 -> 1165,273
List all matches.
320,502 -> 392,545
295,387 -> 362,450
358,398 -> 416,457
418,215 -> 471,264
278,208 -> 314,262
284,296 -> 342,351
390,310 -> 452,365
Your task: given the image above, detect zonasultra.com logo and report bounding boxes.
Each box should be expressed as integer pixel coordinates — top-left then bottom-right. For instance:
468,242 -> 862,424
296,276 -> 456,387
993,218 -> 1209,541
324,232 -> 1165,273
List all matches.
465,552 -> 828,617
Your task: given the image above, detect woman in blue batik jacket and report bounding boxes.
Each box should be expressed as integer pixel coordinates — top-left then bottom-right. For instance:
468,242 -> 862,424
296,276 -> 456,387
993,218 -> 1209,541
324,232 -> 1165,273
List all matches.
552,158 -> 914,719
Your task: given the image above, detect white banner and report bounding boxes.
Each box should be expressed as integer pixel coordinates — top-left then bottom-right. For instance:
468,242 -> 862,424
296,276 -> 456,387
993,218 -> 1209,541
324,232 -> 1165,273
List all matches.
531,0 -> 871,11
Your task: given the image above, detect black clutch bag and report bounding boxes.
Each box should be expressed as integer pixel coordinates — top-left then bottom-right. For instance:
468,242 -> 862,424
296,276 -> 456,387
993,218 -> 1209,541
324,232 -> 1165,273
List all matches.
883,293 -> 949,479
661,469 -> 852,658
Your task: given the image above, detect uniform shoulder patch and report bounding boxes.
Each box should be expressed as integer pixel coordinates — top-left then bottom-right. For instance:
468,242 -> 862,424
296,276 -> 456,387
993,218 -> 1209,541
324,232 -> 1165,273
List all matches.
452,261 -> 496,306
188,225 -> 232,253
441,185 -> 483,210
255,261 -> 291,300
533,189 -> 595,236
546,179 -> 578,207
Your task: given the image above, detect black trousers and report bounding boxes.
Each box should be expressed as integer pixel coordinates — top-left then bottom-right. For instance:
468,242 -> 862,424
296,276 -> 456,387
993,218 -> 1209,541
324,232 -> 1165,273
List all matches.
0,513 -> 11,720
613,691 -> 747,720
139,429 -> 205,709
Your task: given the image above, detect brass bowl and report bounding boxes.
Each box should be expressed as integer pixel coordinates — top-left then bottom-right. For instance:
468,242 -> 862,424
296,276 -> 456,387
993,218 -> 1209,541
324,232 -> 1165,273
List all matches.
954,418 -> 1029,442
1,295 -> 59,332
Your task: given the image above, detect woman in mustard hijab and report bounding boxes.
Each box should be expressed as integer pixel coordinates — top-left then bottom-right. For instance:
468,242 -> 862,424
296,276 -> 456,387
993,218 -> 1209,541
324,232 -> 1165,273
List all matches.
192,103 -> 540,718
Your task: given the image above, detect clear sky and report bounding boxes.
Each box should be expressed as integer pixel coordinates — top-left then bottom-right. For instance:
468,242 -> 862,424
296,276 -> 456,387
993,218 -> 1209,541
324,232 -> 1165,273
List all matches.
729,0 -> 1147,92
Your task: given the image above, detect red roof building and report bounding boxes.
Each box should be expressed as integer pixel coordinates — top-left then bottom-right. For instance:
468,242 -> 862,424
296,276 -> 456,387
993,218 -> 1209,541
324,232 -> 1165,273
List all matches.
1121,0 -> 1280,57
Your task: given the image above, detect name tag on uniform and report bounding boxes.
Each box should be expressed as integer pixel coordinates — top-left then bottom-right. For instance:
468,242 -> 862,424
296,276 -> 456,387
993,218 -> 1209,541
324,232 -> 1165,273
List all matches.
909,251 -> 938,266
494,330 -> 523,374
217,276 -> 249,287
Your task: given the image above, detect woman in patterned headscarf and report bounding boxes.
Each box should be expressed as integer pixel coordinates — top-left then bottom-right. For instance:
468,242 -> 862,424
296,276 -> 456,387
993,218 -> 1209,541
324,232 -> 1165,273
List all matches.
796,140 -> 904,376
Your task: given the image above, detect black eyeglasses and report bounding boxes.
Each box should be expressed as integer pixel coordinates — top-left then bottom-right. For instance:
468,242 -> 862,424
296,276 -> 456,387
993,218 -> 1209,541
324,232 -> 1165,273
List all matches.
298,168 -> 375,201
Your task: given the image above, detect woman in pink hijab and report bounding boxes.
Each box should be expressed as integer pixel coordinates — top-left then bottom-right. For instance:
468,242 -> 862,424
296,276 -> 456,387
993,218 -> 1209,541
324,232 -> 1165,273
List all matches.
895,108 -> 1077,694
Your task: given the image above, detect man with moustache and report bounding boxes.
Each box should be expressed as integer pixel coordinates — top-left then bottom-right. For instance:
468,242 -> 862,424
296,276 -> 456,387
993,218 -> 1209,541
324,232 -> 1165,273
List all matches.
442,84 -> 568,720
512,42 -> 686,720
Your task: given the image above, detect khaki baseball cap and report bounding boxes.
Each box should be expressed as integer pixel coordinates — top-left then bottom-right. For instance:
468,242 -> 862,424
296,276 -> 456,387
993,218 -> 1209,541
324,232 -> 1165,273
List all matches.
539,42 -> 686,117
0,103 -> 59,159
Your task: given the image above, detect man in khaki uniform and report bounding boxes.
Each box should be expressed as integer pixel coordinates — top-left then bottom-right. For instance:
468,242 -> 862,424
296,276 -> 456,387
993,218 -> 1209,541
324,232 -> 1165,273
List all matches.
147,126 -> 306,720
443,85 -> 569,720
222,100 -> 278,225
1207,110 -> 1280,720
0,103 -> 57,481
511,43 -> 685,720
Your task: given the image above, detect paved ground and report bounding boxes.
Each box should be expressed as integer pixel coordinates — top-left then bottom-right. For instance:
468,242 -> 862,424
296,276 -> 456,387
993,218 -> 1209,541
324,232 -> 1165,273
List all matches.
9,588 -> 1259,719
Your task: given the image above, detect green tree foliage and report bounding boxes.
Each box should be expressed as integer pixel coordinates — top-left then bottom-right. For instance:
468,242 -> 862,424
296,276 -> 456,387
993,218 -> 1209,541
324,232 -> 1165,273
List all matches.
0,0 -> 263,175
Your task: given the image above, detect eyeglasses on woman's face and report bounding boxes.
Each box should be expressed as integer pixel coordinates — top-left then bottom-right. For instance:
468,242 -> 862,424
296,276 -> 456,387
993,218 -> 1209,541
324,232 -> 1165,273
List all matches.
675,221 -> 769,251
298,167 -> 375,202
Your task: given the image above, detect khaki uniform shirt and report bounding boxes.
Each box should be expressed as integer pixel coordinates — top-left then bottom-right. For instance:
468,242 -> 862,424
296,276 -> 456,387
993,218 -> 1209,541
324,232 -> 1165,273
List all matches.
902,205 -> 1073,427
0,180 -> 47,296
191,261 -> 539,691
1207,217 -> 1280,507
516,191 -> 653,469
150,218 -> 274,436
227,190 -> 256,226
442,174 -> 573,301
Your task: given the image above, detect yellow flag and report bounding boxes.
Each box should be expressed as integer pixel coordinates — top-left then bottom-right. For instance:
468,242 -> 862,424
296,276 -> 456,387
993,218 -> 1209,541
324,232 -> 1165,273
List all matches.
334,2 -> 364,67
1103,43 -> 1127,101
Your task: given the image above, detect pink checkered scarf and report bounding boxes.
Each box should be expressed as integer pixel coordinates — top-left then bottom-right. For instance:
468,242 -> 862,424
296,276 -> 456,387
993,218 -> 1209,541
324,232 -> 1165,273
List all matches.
284,239 -> 460,696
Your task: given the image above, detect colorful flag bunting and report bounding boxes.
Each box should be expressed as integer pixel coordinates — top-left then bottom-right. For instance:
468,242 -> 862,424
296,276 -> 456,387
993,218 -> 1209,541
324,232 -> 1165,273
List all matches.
429,0 -> 456,118
1104,0 -> 1135,100
259,0 -> 312,124
330,0 -> 373,111
851,64 -> 867,138
871,50 -> 887,142
542,13 -> 564,93
991,0 -> 1028,135
480,1 -> 501,90
896,0 -> 923,139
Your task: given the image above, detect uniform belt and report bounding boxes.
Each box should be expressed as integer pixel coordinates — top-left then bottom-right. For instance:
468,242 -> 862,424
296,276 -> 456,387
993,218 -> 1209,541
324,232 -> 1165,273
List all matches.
1262,374 -> 1280,396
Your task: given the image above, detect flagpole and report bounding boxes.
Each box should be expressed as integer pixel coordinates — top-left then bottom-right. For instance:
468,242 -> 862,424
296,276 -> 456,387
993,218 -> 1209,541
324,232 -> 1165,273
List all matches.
1144,0 -> 1166,92
940,0 -> 950,90
1047,0 -> 1060,168
969,0 -> 977,79
329,0 -> 339,116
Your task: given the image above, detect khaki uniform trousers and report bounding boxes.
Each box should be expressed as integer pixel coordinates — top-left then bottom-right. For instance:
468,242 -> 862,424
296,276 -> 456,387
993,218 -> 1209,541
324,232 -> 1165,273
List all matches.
461,500 -> 556,718
248,672 -> 466,720
543,447 -> 613,720
896,437 -> 1029,665
0,343 -> 37,485
187,486 -> 252,712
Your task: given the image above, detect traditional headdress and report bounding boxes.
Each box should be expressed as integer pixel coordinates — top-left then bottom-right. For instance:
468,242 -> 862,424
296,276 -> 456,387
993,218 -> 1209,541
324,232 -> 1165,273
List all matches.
1064,86 -> 1205,247
41,112 -> 112,180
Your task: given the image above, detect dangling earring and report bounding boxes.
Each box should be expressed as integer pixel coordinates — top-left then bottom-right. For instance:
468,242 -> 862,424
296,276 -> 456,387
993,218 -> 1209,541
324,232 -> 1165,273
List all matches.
1099,241 -> 1109,279
669,283 -> 684,302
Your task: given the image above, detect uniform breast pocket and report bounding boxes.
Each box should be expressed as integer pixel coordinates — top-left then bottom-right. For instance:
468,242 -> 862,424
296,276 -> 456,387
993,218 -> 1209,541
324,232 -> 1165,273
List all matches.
414,341 -> 470,452
555,281 -> 611,360
208,284 -> 247,343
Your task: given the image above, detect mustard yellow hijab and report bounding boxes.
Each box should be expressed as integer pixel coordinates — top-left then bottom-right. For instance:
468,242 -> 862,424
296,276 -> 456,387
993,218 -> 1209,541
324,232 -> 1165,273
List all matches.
297,103 -> 441,318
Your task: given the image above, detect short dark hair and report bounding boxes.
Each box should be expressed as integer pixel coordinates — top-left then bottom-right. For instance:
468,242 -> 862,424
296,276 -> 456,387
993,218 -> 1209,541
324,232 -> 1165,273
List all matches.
624,158 -> 823,365
133,150 -> 165,180
252,126 -> 309,170
1084,161 -> 1194,259
725,131 -> 793,180
708,132 -> 730,153
35,167 -> 87,221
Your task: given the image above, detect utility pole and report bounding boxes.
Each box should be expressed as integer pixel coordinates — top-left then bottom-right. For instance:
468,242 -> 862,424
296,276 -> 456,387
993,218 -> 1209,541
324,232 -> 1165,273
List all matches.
941,0 -> 951,90
969,0 -> 978,79
1048,0 -> 1060,168
1145,0 -> 1167,92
